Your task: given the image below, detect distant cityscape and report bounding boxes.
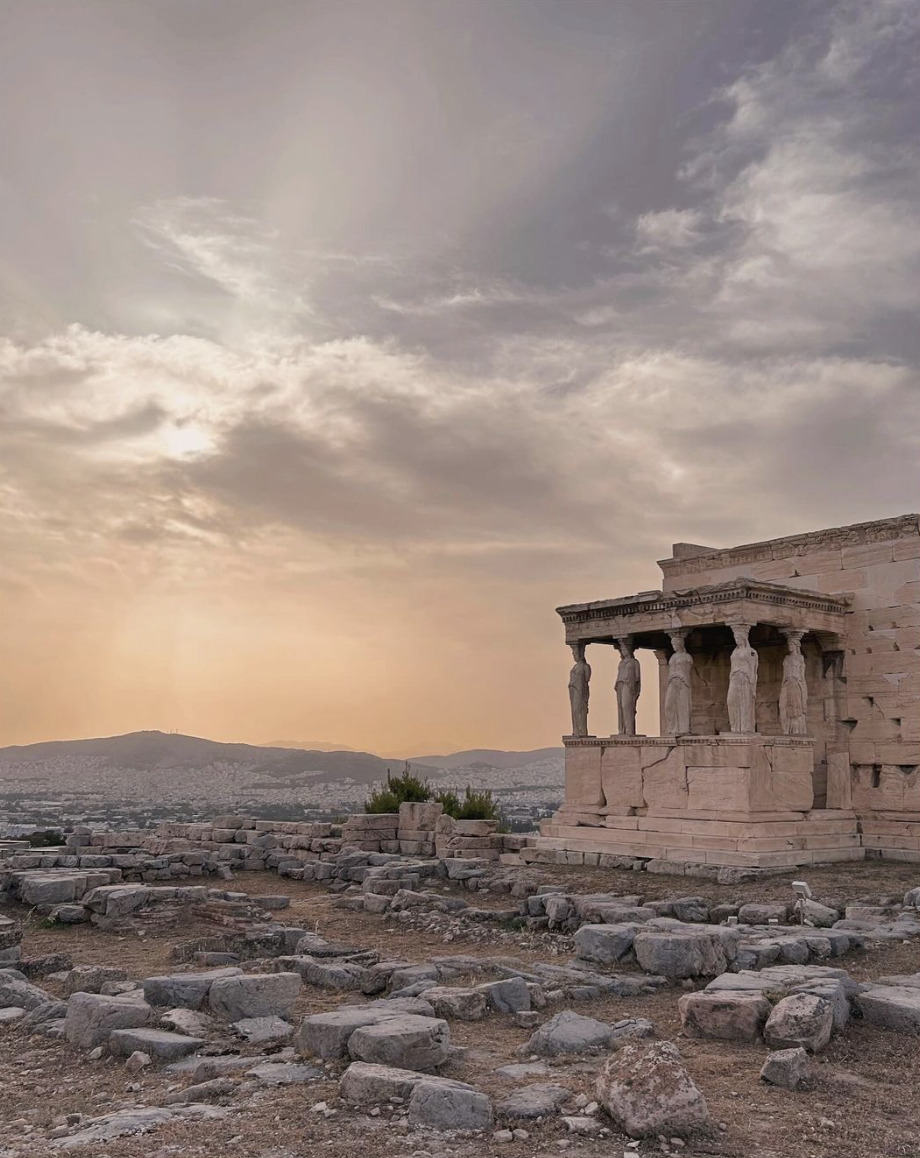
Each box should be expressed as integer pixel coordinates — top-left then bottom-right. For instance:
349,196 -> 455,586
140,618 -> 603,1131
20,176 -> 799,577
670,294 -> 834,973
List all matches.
0,732 -> 563,834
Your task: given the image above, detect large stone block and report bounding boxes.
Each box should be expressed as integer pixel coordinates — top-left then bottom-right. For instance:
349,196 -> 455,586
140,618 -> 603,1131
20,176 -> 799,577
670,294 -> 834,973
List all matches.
347,1014 -> 451,1072
297,1006 -> 403,1060
407,1078 -> 493,1131
573,923 -> 638,966
601,745 -> 644,810
141,968 -> 242,1010
634,925 -> 739,979
208,972 -> 301,1021
339,1061 -> 424,1103
678,991 -> 771,1041
764,994 -> 833,1052
563,746 -> 604,809
854,985 -> 920,1034
64,992 -> 154,1049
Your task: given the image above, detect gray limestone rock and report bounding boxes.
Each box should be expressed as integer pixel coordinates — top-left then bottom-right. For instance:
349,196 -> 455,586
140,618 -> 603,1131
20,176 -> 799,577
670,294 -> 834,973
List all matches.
573,923 -> 637,965
159,1008 -> 215,1037
232,1014 -> 294,1042
0,969 -> 53,1011
64,992 -> 154,1049
760,1047 -> 810,1088
478,976 -> 531,1013
633,926 -> 738,979
245,1062 -> 322,1085
408,1078 -> 493,1131
208,971 -> 301,1020
347,1013 -> 451,1072
678,991 -> 771,1042
854,985 -> 920,1034
495,1083 -> 571,1119
764,994 -> 834,1052
423,986 -> 488,1021
108,1027 -> 205,1060
339,1061 -> 424,1103
63,965 -> 128,996
596,1040 -> 710,1139
52,1104 -> 228,1150
296,1006 -> 400,1060
141,968 -> 242,1010
522,1010 -> 615,1057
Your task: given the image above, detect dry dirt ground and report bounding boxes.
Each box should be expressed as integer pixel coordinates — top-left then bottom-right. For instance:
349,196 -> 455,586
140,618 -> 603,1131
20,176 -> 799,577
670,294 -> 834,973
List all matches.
2,861 -> 919,1158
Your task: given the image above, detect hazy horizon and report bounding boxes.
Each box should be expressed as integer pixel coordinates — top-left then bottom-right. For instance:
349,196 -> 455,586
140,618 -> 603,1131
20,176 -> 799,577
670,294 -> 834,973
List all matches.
2,0 -> 918,751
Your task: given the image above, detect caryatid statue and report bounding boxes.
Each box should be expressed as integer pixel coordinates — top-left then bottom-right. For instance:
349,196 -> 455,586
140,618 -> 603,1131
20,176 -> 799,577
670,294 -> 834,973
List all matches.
614,637 -> 641,736
727,624 -> 758,734
567,642 -> 591,737
780,630 -> 808,735
664,628 -> 693,735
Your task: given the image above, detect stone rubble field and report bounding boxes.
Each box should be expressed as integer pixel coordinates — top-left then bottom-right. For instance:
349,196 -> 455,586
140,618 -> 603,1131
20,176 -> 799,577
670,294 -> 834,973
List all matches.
1,850 -> 920,1158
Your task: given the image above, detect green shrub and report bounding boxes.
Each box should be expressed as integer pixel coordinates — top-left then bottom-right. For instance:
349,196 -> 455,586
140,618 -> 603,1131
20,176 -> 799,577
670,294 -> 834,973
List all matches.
365,763 -> 432,813
433,788 -> 461,815
437,785 -> 506,828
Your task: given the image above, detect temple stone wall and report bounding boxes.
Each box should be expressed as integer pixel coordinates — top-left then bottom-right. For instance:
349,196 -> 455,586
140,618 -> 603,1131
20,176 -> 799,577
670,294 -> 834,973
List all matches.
658,515 -> 920,852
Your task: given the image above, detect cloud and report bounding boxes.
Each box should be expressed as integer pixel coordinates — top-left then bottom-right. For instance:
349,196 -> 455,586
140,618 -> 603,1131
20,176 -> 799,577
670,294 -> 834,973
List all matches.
635,208 -> 705,252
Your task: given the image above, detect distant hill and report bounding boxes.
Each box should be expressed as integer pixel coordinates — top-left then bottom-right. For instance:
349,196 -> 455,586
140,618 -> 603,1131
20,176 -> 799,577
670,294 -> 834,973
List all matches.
408,747 -> 564,770
0,730 -> 425,786
0,731 -> 564,808
261,740 -> 357,752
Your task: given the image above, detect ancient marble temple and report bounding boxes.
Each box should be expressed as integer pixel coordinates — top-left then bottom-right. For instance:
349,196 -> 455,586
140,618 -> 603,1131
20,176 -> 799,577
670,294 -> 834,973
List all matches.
541,515 -> 920,868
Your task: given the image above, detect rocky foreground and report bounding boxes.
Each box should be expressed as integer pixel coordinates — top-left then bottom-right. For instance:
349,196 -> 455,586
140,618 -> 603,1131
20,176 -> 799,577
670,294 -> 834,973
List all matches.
1,835 -> 919,1157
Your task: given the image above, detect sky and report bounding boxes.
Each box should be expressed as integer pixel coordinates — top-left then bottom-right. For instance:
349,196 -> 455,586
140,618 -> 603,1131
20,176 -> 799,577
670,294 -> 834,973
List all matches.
1,0 -> 918,754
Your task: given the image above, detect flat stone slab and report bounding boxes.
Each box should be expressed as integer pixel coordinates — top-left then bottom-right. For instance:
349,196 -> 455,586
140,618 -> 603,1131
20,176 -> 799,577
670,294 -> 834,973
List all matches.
141,968 -> 242,1010
297,1006 -> 402,1060
245,1062 -> 322,1085
233,1015 -> 294,1043
854,986 -> 920,1034
340,1061 -> 425,1104
109,1027 -> 204,1060
52,1104 -> 228,1150
495,1062 -> 550,1080
347,1014 -> 451,1072
495,1083 -> 571,1119
679,991 -> 771,1042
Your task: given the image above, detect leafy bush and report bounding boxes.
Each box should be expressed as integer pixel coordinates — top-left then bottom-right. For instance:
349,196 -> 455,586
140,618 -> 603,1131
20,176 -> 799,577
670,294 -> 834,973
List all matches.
432,788 -> 460,815
437,785 -> 505,827
365,764 -> 432,813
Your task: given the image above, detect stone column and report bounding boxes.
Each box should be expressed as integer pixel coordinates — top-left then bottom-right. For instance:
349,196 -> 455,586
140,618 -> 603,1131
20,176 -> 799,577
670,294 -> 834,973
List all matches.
779,630 -> 808,735
727,623 -> 758,734
567,642 -> 592,737
664,628 -> 693,735
614,637 -> 641,736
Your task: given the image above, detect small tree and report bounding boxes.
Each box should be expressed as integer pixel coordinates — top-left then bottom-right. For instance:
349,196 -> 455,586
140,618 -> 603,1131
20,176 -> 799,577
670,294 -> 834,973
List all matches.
365,763 -> 432,813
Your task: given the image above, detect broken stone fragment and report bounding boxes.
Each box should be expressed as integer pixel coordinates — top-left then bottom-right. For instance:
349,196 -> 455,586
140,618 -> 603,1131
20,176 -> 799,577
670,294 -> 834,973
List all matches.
595,1040 -> 710,1138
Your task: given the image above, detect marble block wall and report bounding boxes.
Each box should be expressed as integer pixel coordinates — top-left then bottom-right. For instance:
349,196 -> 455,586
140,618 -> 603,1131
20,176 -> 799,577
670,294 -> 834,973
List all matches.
658,514 -> 920,825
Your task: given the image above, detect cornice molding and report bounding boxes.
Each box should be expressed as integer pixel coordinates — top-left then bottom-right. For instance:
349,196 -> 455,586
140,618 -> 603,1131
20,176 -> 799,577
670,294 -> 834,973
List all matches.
557,579 -> 851,626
